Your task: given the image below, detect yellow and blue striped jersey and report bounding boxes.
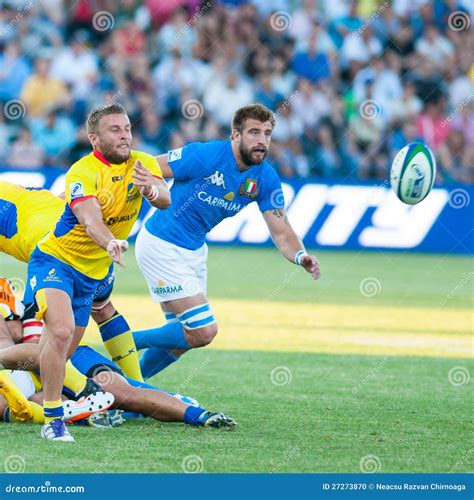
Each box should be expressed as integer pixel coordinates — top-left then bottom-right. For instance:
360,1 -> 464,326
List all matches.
0,181 -> 64,263
38,150 -> 163,280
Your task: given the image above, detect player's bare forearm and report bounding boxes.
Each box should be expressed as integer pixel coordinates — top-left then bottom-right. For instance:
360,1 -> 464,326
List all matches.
263,208 -> 321,279
72,198 -> 128,266
72,199 -> 115,250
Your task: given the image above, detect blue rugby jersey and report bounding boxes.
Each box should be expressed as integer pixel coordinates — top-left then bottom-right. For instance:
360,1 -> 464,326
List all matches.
145,140 -> 284,250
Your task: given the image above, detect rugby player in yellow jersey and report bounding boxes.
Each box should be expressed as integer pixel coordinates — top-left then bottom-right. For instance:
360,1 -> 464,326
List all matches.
0,180 -> 145,385
23,103 -> 170,442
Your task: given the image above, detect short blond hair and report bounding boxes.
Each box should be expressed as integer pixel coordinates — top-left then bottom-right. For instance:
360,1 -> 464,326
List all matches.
86,103 -> 127,135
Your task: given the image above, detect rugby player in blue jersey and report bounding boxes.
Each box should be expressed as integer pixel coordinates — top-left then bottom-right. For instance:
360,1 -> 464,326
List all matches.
134,104 -> 321,378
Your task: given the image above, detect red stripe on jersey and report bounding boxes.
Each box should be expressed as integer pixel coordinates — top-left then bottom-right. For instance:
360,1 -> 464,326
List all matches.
70,195 -> 95,208
93,149 -> 111,166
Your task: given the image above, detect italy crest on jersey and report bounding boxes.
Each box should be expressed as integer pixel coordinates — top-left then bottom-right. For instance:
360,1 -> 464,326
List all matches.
239,178 -> 259,198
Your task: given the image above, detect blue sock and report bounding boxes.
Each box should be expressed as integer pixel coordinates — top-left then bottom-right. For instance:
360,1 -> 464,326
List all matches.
133,322 -> 189,351
122,412 -> 145,419
183,406 -> 206,426
140,347 -> 179,379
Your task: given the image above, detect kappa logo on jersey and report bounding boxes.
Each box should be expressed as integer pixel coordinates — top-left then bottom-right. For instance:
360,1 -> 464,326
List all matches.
167,148 -> 183,162
204,170 -> 226,189
70,182 -> 84,201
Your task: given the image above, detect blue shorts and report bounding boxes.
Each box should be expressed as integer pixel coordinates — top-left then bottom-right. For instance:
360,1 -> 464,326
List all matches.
93,264 -> 115,303
24,248 -> 101,328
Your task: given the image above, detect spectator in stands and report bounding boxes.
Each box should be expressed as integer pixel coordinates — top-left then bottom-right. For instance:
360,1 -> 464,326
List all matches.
0,40 -> 30,103
29,109 -> 76,167
156,6 -> 197,58
50,31 -> 98,100
291,27 -> 332,84
8,126 -> 45,170
438,129 -> 474,184
203,71 -> 254,131
415,23 -> 455,70
254,72 -> 284,111
20,56 -> 69,118
416,97 -> 451,153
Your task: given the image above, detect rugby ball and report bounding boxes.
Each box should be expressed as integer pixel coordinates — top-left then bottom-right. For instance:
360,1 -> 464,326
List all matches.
390,142 -> 436,205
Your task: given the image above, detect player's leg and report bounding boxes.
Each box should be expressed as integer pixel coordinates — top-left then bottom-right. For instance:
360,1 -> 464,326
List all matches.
38,289 -> 76,426
137,296 -> 218,378
90,265 -> 143,381
137,305 -> 186,378
92,300 -> 143,381
135,232 -> 216,377
92,370 -> 236,428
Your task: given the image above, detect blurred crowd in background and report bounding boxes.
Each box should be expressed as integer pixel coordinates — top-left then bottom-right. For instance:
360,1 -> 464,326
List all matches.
0,0 -> 473,184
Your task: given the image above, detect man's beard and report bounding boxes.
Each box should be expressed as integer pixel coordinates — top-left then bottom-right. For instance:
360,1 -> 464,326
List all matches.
99,141 -> 130,164
239,143 -> 267,167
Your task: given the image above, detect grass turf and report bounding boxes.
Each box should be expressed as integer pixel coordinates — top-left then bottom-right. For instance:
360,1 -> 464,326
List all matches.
0,349 -> 472,473
0,247 -> 472,473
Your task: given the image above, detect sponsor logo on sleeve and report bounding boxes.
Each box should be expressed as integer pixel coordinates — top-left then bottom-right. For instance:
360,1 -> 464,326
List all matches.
70,182 -> 84,200
167,148 -> 183,163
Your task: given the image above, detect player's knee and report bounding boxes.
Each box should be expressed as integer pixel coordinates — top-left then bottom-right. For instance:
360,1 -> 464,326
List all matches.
48,324 -> 74,351
91,301 -> 116,324
188,323 -> 218,348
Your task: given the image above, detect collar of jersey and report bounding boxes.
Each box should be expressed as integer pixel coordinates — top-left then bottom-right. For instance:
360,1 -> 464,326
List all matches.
93,149 -> 127,168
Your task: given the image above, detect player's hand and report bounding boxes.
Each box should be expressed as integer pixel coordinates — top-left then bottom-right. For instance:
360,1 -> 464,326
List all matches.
106,239 -> 128,268
132,160 -> 154,197
301,255 -> 321,280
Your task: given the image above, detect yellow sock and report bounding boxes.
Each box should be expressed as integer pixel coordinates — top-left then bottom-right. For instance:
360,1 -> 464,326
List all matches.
0,371 -> 33,422
8,401 -> 44,424
100,313 -> 143,381
43,399 -> 63,423
63,361 -> 87,397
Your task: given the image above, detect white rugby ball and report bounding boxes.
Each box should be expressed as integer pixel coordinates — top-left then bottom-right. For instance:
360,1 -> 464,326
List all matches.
390,142 -> 436,205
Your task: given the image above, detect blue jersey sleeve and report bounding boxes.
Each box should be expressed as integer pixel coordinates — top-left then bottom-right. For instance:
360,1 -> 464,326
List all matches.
257,166 -> 285,212
167,142 -> 207,181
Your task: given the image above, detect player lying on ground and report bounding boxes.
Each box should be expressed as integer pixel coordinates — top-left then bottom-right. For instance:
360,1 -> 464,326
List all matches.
11,104 -> 170,442
0,317 -> 236,430
0,179 -> 146,386
133,103 -> 321,378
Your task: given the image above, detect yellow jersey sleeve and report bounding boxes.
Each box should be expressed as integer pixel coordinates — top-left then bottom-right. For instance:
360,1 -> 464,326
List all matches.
65,160 -> 99,206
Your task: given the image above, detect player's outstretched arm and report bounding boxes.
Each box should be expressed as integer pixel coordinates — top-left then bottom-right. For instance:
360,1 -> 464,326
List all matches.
72,199 -> 128,267
132,159 -> 171,209
263,208 -> 321,280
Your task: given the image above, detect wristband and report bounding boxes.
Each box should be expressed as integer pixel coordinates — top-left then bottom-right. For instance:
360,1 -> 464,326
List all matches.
294,250 -> 306,266
146,185 -> 159,202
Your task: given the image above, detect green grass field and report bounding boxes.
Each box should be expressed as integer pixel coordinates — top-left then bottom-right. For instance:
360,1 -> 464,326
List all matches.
0,247 -> 472,473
